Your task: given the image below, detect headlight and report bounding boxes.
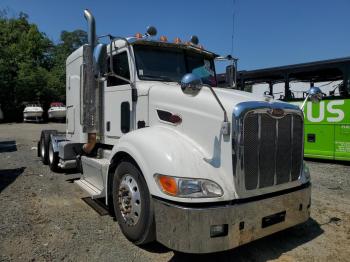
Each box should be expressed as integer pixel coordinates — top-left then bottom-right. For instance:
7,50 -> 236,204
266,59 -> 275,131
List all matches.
154,174 -> 223,198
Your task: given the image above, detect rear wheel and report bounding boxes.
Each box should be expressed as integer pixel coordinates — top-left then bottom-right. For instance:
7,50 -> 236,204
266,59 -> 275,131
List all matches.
48,139 -> 60,172
113,161 -> 155,245
39,130 -> 57,165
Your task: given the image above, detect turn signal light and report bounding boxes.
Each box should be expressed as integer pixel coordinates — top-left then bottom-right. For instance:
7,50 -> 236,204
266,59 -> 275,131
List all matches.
174,37 -> 182,44
135,32 -> 143,39
160,35 -> 168,42
158,175 -> 178,195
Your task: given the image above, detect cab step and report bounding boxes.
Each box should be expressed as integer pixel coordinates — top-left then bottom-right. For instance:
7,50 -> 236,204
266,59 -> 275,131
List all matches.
75,179 -> 102,198
75,156 -> 110,199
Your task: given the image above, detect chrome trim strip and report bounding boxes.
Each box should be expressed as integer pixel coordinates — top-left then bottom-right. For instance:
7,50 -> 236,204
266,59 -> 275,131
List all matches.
290,115 -> 294,182
106,135 -> 120,139
233,101 -> 300,119
257,114 -> 261,189
274,119 -> 279,185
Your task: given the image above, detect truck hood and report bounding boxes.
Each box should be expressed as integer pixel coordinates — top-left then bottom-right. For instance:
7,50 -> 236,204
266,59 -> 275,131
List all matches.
140,81 -> 304,201
139,81 -> 270,117
144,82 -> 270,198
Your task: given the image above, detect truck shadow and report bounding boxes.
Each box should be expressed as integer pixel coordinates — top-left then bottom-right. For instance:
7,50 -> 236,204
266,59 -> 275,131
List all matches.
0,167 -> 25,193
0,140 -> 17,153
165,217 -> 323,261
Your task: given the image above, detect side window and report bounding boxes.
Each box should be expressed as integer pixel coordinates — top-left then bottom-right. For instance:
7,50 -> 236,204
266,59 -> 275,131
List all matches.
107,51 -> 130,86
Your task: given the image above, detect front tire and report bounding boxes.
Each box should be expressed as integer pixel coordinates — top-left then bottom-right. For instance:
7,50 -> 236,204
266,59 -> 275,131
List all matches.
112,161 -> 155,245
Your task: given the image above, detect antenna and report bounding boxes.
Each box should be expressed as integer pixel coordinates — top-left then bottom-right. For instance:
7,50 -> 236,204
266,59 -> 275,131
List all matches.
230,0 -> 236,56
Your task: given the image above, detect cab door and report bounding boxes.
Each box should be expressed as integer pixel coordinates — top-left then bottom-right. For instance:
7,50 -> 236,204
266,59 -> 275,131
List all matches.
104,49 -> 133,144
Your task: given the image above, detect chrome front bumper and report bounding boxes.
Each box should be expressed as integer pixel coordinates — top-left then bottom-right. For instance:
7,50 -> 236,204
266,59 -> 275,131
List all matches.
153,183 -> 311,254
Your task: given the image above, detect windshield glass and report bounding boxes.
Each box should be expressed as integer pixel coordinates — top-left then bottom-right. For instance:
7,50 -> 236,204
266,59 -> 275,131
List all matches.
133,45 -> 217,86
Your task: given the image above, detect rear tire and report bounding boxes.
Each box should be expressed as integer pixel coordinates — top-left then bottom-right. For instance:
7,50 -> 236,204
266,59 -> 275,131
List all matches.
39,130 -> 57,165
48,139 -> 60,172
112,161 -> 155,245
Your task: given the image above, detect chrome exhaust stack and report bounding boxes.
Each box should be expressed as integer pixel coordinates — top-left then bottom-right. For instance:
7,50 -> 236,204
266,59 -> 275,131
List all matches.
82,9 -> 98,154
84,9 -> 96,49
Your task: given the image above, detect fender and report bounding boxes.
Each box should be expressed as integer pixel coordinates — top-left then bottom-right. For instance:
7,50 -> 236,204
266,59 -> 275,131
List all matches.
106,125 -> 233,203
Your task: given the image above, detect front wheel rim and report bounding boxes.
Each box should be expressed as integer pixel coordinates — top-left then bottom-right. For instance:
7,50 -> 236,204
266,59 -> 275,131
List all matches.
118,174 -> 142,226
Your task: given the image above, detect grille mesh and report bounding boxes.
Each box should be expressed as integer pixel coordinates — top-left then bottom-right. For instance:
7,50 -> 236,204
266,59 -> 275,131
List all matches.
259,114 -> 277,187
243,113 -> 259,190
276,115 -> 292,185
242,112 -> 303,190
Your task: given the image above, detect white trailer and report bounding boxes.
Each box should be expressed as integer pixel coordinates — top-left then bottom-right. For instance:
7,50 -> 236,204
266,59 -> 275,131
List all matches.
37,10 -> 320,253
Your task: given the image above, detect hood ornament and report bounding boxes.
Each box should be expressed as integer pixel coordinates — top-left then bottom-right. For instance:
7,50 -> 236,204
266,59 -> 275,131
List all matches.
268,108 -> 285,118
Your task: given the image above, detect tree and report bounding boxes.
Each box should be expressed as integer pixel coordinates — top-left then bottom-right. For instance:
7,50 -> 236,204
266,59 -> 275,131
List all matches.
0,10 -> 87,121
0,12 -> 53,119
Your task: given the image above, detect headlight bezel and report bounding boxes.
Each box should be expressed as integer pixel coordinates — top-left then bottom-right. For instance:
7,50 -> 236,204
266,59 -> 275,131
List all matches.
154,174 -> 224,198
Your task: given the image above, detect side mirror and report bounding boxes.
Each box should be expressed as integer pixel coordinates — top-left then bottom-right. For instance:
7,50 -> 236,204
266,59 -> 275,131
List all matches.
93,43 -> 107,78
226,64 -> 235,88
308,86 -> 323,103
300,86 -> 323,110
180,73 -> 202,95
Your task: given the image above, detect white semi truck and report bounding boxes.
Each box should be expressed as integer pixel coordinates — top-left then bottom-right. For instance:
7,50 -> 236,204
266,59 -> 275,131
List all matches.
38,10 -> 321,253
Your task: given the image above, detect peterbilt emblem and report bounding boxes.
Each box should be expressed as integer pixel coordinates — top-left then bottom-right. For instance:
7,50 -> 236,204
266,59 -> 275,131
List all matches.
268,108 -> 285,117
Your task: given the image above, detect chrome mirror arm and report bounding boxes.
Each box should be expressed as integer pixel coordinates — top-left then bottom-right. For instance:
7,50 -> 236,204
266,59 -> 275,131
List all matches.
180,74 -> 230,136
300,94 -> 310,111
203,84 -> 230,135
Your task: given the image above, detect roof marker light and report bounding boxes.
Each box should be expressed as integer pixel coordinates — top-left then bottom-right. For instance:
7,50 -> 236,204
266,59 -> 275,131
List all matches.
160,35 -> 168,42
135,32 -> 143,39
174,37 -> 182,44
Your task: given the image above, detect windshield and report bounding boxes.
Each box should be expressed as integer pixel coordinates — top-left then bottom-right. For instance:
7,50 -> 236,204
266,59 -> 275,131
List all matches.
133,45 -> 217,86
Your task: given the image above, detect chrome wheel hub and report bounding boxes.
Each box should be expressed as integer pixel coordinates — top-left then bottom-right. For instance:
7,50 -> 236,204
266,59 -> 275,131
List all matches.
118,174 -> 141,226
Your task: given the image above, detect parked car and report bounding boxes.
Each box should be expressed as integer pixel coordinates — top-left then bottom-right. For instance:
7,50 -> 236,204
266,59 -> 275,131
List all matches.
23,104 -> 44,122
48,102 -> 66,121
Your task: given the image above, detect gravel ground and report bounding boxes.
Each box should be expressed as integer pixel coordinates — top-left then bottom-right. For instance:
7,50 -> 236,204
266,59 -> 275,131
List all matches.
0,123 -> 349,262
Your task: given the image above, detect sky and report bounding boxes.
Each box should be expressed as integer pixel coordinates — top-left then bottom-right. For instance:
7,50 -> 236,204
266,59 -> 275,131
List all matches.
1,0 -> 350,72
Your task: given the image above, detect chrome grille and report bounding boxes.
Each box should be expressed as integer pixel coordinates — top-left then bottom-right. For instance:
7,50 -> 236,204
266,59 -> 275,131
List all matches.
241,112 -> 303,190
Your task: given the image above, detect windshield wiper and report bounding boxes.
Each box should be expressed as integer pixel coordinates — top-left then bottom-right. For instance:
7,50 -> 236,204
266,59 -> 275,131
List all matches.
141,75 -> 175,82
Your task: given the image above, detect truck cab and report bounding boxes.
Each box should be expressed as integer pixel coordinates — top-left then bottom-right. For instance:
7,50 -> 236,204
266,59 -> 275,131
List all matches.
38,10 -> 313,253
